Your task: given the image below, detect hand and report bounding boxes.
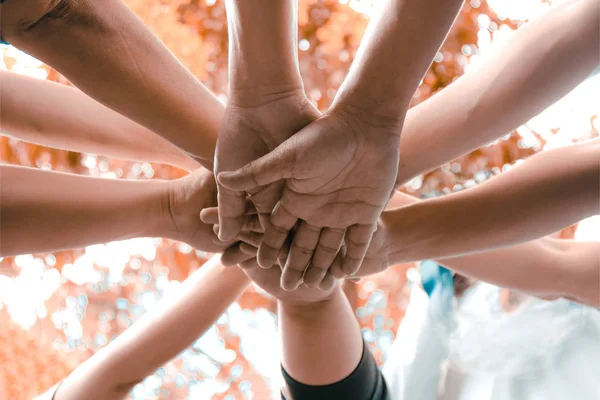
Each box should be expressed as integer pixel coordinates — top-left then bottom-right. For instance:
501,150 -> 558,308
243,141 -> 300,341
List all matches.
329,212 -> 394,279
202,206 -> 340,291
163,168 -> 231,253
238,248 -> 340,305
215,90 -> 320,241
218,106 -> 400,290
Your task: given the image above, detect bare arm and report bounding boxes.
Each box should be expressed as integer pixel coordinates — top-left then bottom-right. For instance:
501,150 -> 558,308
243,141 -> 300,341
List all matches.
279,289 -> 364,388
385,139 -> 599,262
1,0 -> 224,169
0,166 -> 225,256
333,0 -> 464,122
396,0 -> 600,185
54,256 -> 250,400
377,185 -> 600,308
235,260 -> 367,397
0,71 -> 198,171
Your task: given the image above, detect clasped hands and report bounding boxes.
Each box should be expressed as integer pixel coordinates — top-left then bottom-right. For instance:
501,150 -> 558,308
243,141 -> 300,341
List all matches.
208,87 -> 402,291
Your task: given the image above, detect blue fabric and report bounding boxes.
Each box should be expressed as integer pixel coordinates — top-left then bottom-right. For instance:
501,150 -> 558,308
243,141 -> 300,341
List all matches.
419,261 -> 455,321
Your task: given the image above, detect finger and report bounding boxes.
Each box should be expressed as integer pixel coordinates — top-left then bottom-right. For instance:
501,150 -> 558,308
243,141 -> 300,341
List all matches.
217,141 -> 296,191
251,182 -> 285,233
258,202 -> 297,269
328,246 -> 346,279
342,223 -> 377,276
221,243 -> 255,266
304,227 -> 345,285
318,272 -> 336,291
217,184 -> 246,241
200,207 -> 219,225
239,258 -> 259,271
282,222 -> 321,290
237,231 -> 263,248
277,236 -> 292,269
242,214 -> 264,233
239,242 -> 258,257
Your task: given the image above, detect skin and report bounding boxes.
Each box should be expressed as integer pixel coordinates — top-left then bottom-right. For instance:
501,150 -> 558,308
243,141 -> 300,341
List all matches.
51,256 -> 251,400
238,257 -> 364,391
395,0 -> 600,186
218,0 -> 466,291
207,171 -> 600,308
376,139 -> 600,266
1,0 -> 223,169
0,166 -> 228,256
0,70 -> 198,171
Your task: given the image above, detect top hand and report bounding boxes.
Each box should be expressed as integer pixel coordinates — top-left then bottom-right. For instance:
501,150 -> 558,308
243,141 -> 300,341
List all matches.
215,89 -> 319,240
218,106 -> 400,290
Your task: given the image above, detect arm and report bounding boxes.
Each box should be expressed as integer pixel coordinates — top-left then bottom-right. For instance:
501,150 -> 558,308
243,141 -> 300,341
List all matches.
0,165 -> 225,256
376,190 -> 599,308
236,259 -> 386,400
333,0 -> 465,120
54,256 -> 250,400
1,0 -> 223,169
216,0 -> 320,241
396,0 -> 600,185
279,289 -> 364,390
216,0 -> 465,286
0,71 -> 198,171
386,139 -> 599,262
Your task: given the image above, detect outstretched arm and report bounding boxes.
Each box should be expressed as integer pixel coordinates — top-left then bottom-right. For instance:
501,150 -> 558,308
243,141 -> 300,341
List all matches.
396,0 -> 600,185
0,166 -> 226,256
0,71 -> 198,171
385,139 -> 599,263
340,178 -> 599,307
1,0 -> 223,169
53,256 -> 250,400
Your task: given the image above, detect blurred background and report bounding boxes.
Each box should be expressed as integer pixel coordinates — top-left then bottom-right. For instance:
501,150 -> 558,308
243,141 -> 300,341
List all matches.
1,0 -> 598,399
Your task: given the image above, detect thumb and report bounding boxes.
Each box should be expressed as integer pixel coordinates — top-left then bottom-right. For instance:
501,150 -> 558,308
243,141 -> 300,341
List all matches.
217,143 -> 296,191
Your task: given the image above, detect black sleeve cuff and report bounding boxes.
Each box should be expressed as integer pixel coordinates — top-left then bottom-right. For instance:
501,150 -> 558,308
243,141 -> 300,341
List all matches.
281,341 -> 389,400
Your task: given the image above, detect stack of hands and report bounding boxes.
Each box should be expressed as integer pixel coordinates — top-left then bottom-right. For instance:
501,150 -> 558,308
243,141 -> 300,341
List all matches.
1,0 -> 598,307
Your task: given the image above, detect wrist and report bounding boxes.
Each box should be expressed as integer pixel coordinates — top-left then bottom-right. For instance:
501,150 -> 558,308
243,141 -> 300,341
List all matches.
226,0 -> 303,105
147,180 -> 177,240
384,202 -> 441,265
328,101 -> 405,137
278,288 -> 341,317
228,81 -> 306,108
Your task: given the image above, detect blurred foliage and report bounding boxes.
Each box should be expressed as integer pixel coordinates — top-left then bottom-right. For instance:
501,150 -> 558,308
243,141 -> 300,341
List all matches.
0,1 -> 595,399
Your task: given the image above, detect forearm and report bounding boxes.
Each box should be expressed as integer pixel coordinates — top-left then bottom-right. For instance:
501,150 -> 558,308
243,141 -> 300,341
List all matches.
0,165 -> 168,256
279,288 -> 363,386
0,71 -> 198,171
386,193 -> 599,306
334,0 -> 464,120
437,239 -> 600,308
226,0 -> 303,104
2,0 -> 223,168
386,140 -> 599,261
56,256 -> 250,400
396,0 -> 600,185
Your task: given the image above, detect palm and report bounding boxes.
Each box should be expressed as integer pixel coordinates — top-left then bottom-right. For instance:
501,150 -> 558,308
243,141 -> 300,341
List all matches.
219,109 -> 400,290
215,92 -> 319,241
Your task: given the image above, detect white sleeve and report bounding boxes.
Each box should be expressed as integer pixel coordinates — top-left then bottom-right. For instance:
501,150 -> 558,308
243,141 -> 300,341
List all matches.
383,286 -> 453,400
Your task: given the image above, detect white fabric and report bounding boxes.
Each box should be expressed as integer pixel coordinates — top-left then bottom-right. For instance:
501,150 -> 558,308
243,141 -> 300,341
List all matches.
384,284 -> 600,400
